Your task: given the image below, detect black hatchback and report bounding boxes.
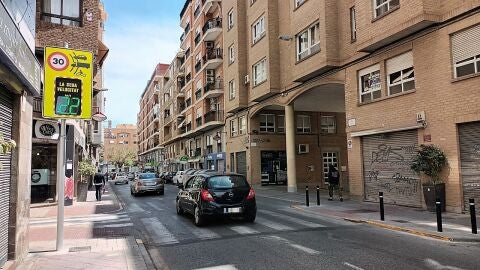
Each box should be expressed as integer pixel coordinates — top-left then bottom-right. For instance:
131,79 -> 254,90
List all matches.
176,173 -> 256,226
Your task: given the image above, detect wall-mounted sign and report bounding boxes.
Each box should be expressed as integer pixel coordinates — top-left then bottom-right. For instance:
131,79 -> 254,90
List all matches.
34,120 -> 59,140
43,47 -> 93,119
348,118 -> 356,127
347,139 -> 353,150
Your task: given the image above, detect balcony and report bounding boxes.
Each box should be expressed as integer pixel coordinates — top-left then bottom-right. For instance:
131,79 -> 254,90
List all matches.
203,48 -> 223,70
176,49 -> 185,59
202,0 -> 221,15
202,18 -> 222,41
177,66 -> 185,77
203,79 -> 223,99
193,110 -> 224,133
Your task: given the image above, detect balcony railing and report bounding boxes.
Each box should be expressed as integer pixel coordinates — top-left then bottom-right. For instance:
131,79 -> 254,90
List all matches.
204,79 -> 223,93
203,48 -> 223,63
202,17 -> 222,34
204,110 -> 224,123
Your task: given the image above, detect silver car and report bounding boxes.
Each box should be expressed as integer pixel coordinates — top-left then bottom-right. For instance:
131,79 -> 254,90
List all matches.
131,173 -> 164,196
114,173 -> 129,185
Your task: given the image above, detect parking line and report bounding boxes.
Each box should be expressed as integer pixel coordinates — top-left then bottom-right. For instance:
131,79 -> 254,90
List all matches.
343,262 -> 365,270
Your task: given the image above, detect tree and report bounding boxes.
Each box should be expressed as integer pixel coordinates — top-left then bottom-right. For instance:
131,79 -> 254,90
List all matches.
0,133 -> 16,171
410,144 -> 447,185
78,159 -> 96,183
110,148 -> 137,169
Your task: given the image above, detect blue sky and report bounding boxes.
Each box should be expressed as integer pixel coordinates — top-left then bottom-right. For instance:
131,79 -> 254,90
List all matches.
102,0 -> 184,126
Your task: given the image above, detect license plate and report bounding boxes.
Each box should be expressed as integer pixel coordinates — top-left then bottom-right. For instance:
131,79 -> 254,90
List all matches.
224,207 -> 242,214
144,182 -> 155,186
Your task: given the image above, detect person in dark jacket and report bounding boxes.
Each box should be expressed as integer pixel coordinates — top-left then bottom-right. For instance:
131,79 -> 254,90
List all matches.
93,170 -> 105,201
327,164 -> 343,201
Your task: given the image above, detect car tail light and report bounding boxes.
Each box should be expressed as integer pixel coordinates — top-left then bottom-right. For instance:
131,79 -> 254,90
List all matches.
247,188 -> 255,200
200,189 -> 214,202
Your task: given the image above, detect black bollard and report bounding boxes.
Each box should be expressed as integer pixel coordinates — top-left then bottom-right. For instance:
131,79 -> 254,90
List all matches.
305,186 -> 309,207
436,199 -> 443,232
316,185 -> 320,206
379,192 -> 385,221
470,198 -> 477,234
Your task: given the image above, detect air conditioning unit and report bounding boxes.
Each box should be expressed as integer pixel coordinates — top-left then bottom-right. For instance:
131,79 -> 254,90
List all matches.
205,41 -> 214,49
298,144 -> 310,154
206,69 -> 215,77
244,75 -> 250,85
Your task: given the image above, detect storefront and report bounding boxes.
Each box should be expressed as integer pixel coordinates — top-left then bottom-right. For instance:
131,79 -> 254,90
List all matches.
458,122 -> 480,212
361,130 -> 421,207
205,152 -> 226,172
260,151 -> 287,185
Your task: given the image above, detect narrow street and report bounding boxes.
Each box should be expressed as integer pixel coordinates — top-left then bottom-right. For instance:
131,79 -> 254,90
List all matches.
110,183 -> 480,270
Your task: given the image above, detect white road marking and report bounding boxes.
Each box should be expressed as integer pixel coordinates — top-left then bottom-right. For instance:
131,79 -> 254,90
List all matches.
141,218 -> 179,245
259,209 -> 324,228
416,222 -> 471,232
229,226 -> 260,235
31,217 -> 132,227
266,236 -> 320,255
146,202 -> 164,211
255,217 -> 293,231
194,265 -> 238,270
30,213 -> 130,225
343,262 -> 365,270
171,216 -> 221,240
93,222 -> 134,229
424,258 -> 465,270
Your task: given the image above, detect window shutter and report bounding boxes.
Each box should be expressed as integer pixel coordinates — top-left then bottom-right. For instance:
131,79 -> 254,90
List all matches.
358,64 -> 380,77
386,51 -> 413,74
451,24 -> 480,63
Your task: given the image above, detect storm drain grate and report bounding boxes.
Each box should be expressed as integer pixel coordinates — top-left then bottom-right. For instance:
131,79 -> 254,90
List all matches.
69,246 -> 91,252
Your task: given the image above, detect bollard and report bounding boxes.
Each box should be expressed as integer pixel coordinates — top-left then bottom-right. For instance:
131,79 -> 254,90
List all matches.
470,198 -> 477,234
305,186 -> 310,207
436,199 -> 443,232
379,192 -> 385,221
316,185 -> 320,206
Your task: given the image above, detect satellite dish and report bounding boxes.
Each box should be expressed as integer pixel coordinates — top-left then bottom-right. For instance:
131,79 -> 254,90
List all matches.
92,112 -> 107,122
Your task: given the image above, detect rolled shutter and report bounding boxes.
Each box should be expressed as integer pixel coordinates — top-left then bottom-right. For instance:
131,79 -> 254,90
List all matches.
451,24 -> 480,63
386,51 -> 413,74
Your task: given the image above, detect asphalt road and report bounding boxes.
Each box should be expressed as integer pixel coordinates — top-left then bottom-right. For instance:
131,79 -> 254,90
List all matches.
111,182 -> 480,270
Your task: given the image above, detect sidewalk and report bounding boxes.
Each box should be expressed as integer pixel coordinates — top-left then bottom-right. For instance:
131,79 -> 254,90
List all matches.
254,185 -> 480,242
15,182 -> 153,270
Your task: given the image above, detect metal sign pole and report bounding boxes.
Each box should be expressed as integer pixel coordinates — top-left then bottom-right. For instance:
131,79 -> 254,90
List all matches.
56,119 -> 66,251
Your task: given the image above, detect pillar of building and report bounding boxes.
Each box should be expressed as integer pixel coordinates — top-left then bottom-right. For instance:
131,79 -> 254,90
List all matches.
285,104 -> 297,193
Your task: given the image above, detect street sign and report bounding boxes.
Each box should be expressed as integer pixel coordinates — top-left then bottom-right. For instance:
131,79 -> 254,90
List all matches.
43,47 -> 93,119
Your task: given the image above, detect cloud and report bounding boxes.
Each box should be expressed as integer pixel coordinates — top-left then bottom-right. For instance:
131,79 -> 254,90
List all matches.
103,21 -> 181,125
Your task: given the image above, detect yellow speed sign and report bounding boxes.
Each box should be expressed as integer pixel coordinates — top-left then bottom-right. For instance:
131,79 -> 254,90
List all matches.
43,47 -> 93,119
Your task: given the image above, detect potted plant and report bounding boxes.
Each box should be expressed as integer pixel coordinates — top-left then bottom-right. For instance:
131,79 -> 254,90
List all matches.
77,159 -> 96,202
410,144 -> 448,212
0,133 -> 16,171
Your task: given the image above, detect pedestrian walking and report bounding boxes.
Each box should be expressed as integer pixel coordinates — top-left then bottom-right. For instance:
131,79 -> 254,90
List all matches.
327,164 -> 343,201
93,170 -> 105,201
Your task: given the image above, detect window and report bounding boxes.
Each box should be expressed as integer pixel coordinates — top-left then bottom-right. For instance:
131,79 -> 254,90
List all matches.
387,51 -> 415,95
296,22 -> 320,61
228,9 -> 234,30
451,25 -> 480,79
296,115 -> 311,133
42,0 -> 81,26
229,80 -> 236,100
277,115 -> 285,133
295,0 -> 306,8
229,44 -> 235,64
259,114 -> 275,133
321,116 -> 336,134
239,116 -> 246,135
322,152 -> 338,182
250,0 -> 257,5
358,64 -> 381,103
374,0 -> 399,18
350,6 -> 357,42
253,58 -> 267,86
252,16 -> 266,44
230,119 -> 238,137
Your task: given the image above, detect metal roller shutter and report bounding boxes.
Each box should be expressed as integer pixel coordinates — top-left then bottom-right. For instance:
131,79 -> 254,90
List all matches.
236,151 -> 247,177
362,130 -> 421,207
0,90 -> 13,267
458,122 -> 480,213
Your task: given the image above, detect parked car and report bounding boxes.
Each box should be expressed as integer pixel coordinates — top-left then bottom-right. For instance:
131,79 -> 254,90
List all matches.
176,173 -> 256,226
130,172 -> 164,196
173,171 -> 185,185
114,173 -> 129,185
127,172 -> 136,181
181,169 -> 198,184
164,171 -> 176,184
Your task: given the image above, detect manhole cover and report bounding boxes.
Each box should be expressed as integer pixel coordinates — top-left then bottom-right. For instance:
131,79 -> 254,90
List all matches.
69,246 -> 91,252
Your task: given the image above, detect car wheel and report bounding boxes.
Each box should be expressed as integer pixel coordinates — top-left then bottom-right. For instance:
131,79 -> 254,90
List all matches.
176,200 -> 184,215
244,213 -> 256,223
194,206 -> 205,226
158,190 -> 164,195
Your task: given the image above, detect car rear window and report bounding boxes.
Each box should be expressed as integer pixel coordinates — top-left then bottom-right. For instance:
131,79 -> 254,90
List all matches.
139,173 -> 156,179
207,175 -> 249,189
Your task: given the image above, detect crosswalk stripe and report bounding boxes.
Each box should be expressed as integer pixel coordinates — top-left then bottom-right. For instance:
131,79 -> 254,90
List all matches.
229,226 -> 260,235
30,213 -> 130,225
30,217 -> 132,227
146,202 -> 164,211
141,217 -> 179,245
93,223 -> 134,229
171,215 -> 221,240
258,210 -> 323,228
255,217 -> 293,231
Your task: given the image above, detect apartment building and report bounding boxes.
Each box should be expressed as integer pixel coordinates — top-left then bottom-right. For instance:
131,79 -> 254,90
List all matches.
32,0 -> 109,203
138,64 -> 169,171
103,123 -> 138,164
220,0 -> 480,213
0,0 -> 40,267
159,0 -> 226,172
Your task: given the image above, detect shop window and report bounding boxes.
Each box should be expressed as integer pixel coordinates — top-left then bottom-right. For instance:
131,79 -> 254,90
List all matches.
321,116 -> 336,134
42,0 -> 81,26
296,115 -> 311,134
452,25 -> 480,79
358,64 -> 381,103
387,51 -> 415,95
259,114 -> 275,133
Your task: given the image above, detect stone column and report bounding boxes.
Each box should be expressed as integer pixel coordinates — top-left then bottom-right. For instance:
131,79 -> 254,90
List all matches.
285,104 -> 297,192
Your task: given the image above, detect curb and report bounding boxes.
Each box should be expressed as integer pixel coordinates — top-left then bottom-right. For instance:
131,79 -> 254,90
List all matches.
103,182 -> 124,214
135,238 -> 157,270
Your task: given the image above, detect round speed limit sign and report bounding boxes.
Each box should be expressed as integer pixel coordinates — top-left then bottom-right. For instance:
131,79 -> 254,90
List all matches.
47,52 -> 69,71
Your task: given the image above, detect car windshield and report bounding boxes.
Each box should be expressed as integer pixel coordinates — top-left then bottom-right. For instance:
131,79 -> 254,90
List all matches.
207,175 -> 249,189
139,173 -> 156,179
